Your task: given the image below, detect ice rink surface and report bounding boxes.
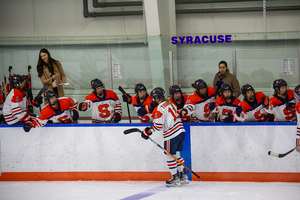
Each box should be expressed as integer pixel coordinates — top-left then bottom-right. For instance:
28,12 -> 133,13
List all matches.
0,181 -> 299,200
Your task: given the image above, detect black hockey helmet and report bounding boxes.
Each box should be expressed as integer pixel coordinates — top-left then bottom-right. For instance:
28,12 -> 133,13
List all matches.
150,87 -> 165,101
191,79 -> 207,89
220,83 -> 233,94
44,90 -> 58,102
169,85 -> 182,95
10,74 -> 24,88
273,79 -> 287,91
134,83 -> 147,94
241,84 -> 255,97
294,85 -> 300,96
91,78 -> 105,89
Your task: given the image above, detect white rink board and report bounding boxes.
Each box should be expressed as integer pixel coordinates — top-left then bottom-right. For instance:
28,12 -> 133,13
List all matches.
0,126 -> 168,172
191,125 -> 300,172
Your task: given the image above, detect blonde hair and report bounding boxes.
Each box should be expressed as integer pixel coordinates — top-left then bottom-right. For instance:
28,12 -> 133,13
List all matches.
163,97 -> 176,111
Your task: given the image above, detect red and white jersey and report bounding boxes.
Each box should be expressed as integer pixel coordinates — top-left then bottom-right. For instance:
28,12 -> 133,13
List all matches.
213,96 -> 241,122
237,92 -> 268,122
3,88 -> 28,125
132,95 -> 153,123
169,94 -> 191,123
184,86 -> 216,122
32,97 -> 78,127
268,90 -> 296,122
150,100 -> 185,140
82,90 -> 122,122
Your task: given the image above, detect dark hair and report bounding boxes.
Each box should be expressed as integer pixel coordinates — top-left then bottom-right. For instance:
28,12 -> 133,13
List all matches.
219,60 -> 228,68
37,48 -> 56,77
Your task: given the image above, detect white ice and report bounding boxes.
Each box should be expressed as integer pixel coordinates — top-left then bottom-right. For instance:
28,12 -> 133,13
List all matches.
0,181 -> 299,200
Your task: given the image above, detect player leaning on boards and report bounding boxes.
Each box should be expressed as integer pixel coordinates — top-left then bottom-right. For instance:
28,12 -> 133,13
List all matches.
141,87 -> 188,187
23,91 -> 79,132
266,79 -> 296,122
168,85 -> 190,123
122,83 -> 154,123
78,78 -> 122,123
235,84 -> 272,122
3,75 -> 41,125
208,83 -> 241,123
184,79 -> 216,122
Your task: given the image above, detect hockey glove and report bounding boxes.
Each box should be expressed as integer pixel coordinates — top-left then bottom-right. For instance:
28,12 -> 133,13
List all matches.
261,96 -> 269,108
141,127 -> 152,140
179,108 -> 188,118
112,112 -> 121,123
20,113 -> 32,122
72,109 -> 79,121
122,93 -> 132,104
235,106 -> 243,116
32,95 -> 43,107
23,121 -> 33,132
224,114 -> 234,123
209,102 -> 216,111
216,80 -> 224,87
78,102 -> 88,111
286,102 -> 295,111
137,106 -> 147,117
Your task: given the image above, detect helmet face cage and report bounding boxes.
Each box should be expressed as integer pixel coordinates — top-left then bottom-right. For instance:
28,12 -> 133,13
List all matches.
150,87 -> 165,101
169,85 -> 181,95
220,83 -> 232,96
241,84 -> 255,97
273,79 -> 288,92
10,75 -> 24,88
91,78 -> 104,90
192,79 -> 207,90
44,90 -> 58,102
135,83 -> 147,94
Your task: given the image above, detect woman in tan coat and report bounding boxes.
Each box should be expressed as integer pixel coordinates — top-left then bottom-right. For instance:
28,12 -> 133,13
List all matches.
37,48 -> 67,101
213,60 -> 241,98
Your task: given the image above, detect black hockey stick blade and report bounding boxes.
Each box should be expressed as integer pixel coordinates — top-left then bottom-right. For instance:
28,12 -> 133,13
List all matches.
124,128 -> 142,135
118,86 -> 126,94
37,85 -> 49,97
268,144 -> 300,158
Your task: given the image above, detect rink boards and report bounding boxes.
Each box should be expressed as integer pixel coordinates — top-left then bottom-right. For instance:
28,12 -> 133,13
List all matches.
0,123 -> 299,182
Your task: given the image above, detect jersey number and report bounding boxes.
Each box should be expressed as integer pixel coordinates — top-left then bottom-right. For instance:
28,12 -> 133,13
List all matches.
168,108 -> 177,122
254,110 -> 267,122
98,104 -> 111,118
283,108 -> 295,121
58,115 -> 72,123
222,108 -> 233,116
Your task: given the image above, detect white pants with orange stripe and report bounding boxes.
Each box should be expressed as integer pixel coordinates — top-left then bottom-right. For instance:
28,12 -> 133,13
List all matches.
166,151 -> 185,175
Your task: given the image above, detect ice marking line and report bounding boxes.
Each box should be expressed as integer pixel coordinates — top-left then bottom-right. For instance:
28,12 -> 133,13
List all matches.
120,185 -> 166,200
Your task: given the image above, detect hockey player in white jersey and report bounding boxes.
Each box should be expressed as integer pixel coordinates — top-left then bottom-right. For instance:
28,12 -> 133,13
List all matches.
3,75 -> 34,125
78,78 -> 122,123
141,87 -> 188,187
267,79 -> 296,122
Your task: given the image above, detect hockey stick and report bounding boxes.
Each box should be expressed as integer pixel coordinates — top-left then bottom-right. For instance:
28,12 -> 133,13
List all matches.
268,144 -> 300,158
35,85 -> 49,111
118,86 -> 131,123
124,128 -> 200,179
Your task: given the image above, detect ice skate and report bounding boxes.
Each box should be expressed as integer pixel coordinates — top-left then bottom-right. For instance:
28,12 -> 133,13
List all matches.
180,169 -> 189,184
166,174 -> 181,187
